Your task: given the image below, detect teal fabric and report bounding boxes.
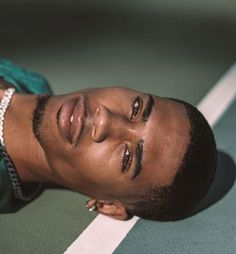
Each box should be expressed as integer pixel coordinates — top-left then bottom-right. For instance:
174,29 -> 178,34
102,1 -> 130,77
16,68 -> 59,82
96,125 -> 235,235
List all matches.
0,59 -> 53,213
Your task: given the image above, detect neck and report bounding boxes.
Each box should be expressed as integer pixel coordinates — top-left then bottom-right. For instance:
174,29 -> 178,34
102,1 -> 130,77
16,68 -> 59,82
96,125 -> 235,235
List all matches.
2,89 -> 53,183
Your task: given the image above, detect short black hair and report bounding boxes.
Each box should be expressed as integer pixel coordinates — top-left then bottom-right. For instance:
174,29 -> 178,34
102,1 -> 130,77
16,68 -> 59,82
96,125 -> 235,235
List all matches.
124,99 -> 217,221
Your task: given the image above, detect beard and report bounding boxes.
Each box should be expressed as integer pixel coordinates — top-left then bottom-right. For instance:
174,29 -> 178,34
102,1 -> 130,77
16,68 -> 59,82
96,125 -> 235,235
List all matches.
32,95 -> 51,143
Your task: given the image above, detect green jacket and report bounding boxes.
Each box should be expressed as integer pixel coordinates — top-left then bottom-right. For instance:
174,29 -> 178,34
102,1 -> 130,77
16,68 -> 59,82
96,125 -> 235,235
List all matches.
0,59 -> 52,213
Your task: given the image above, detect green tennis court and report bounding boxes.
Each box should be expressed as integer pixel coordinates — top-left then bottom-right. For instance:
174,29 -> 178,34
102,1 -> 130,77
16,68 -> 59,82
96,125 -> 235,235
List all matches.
0,1 -> 236,253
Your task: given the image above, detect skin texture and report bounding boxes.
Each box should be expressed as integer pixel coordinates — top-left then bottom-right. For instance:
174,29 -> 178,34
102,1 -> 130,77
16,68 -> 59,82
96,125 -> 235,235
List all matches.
0,80 -> 190,220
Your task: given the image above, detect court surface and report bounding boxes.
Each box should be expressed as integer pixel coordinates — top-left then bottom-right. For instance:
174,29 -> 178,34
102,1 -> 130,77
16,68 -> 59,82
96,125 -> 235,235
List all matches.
0,1 -> 236,254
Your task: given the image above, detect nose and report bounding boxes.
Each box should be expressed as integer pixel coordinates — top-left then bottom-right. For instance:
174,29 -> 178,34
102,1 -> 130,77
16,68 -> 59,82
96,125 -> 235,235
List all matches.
91,105 -> 133,142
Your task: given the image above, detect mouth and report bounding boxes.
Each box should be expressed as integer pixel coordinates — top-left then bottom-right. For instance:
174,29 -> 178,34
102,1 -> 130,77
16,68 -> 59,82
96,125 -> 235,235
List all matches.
57,96 -> 86,145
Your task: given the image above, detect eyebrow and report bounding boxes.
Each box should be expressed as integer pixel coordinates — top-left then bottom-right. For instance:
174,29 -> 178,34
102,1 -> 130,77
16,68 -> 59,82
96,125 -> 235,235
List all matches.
142,94 -> 154,121
131,139 -> 144,180
132,95 -> 155,180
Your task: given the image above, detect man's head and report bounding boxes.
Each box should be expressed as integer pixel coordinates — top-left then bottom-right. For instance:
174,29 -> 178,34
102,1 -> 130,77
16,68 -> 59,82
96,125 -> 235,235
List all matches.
120,99 -> 217,221
32,87 -> 217,220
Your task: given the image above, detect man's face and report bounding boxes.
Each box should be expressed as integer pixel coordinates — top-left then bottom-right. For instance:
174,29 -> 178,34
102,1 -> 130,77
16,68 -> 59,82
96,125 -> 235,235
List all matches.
33,87 -> 190,200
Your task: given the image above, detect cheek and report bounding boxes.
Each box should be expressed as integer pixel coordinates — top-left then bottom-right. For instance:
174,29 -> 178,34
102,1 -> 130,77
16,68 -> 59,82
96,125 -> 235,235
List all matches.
77,143 -> 122,186
79,144 -> 114,176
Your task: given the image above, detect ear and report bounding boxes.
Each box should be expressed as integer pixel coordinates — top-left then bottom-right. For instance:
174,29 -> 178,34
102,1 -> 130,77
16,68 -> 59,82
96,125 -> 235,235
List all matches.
97,200 -> 129,220
87,199 -> 129,220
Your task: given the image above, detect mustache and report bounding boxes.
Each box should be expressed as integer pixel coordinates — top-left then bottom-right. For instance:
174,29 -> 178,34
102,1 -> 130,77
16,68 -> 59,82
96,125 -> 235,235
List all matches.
32,94 -> 51,142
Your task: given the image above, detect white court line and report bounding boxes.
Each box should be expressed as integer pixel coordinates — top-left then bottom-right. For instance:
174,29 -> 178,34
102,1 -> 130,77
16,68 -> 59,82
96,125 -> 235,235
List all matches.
65,215 -> 139,254
64,63 -> 236,254
198,63 -> 236,126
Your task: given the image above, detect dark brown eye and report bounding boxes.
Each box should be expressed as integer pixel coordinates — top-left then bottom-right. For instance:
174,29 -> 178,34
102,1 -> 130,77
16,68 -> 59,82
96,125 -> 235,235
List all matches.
131,97 -> 141,119
142,108 -> 149,121
122,145 -> 131,172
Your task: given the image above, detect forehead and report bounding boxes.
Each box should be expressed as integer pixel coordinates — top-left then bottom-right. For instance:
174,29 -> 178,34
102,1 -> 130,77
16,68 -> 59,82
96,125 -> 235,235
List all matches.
139,96 -> 191,188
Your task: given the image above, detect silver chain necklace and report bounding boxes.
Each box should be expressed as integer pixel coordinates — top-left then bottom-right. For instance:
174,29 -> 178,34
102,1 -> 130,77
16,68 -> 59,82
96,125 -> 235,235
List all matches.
0,88 -> 42,201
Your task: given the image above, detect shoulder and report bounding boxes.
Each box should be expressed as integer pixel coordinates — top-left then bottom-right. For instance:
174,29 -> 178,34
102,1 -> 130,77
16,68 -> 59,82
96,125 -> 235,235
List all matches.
0,59 -> 53,95
0,158 -> 13,213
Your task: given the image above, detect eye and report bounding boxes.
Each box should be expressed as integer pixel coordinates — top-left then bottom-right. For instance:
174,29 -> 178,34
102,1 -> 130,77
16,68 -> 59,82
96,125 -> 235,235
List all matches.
142,108 -> 149,121
122,144 -> 132,172
131,96 -> 142,119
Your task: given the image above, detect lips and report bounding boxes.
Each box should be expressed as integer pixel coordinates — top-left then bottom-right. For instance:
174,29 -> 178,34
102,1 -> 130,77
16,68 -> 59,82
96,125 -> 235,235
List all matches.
58,97 -> 85,144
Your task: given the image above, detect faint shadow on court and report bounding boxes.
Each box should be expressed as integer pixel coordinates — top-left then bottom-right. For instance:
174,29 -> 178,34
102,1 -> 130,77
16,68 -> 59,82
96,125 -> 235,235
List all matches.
191,150 -> 236,215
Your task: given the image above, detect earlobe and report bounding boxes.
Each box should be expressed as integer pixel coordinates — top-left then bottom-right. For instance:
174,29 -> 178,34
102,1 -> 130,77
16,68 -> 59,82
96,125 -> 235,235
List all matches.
86,199 -> 131,220
86,198 -> 98,211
